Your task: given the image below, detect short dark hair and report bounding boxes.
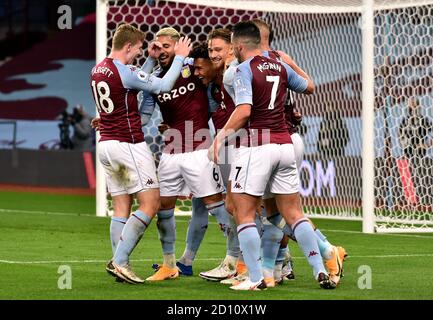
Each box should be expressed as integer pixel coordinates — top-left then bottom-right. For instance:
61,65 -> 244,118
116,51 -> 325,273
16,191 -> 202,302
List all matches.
232,21 -> 261,48
190,42 -> 209,60
208,28 -> 232,44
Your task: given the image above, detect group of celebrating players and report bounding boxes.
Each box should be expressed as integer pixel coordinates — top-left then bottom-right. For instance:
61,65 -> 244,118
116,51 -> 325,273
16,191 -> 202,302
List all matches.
90,18 -> 346,291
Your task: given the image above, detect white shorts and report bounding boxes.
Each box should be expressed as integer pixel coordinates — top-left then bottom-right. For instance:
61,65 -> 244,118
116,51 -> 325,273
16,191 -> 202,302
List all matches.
158,149 -> 225,198
98,140 -> 159,196
218,145 -> 235,187
263,134 -> 303,199
291,133 -> 305,168
230,144 -> 299,197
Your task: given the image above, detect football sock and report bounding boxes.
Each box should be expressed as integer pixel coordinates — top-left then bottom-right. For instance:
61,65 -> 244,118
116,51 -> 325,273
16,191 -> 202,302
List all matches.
315,228 -> 330,244
156,208 -> 176,262
179,197 -> 208,266
226,215 -> 240,258
293,218 -> 327,278
206,201 -> 231,236
110,216 -> 127,255
261,221 -> 284,279
315,229 -> 334,260
178,249 -> 195,267
237,223 -> 263,283
274,263 -> 283,280
113,210 -> 151,266
267,213 -> 295,238
276,245 -> 288,266
275,246 -> 290,279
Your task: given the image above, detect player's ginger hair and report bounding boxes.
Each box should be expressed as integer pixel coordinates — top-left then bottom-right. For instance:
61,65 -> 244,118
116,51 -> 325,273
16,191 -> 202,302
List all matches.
208,28 -> 231,43
112,24 -> 145,50
156,27 -> 181,41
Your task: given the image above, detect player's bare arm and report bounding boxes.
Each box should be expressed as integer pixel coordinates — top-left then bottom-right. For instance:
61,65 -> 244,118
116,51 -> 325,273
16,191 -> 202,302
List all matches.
208,104 -> 251,163
141,40 -> 163,73
276,50 -> 314,94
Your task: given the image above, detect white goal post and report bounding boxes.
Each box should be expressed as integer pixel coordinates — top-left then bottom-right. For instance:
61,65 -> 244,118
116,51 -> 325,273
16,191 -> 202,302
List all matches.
95,0 -> 433,233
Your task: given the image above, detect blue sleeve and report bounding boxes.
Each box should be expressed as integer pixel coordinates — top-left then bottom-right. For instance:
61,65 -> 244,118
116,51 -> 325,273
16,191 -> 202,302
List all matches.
282,62 -> 308,93
141,57 -> 156,74
139,92 -> 156,126
233,62 -> 253,106
158,55 -> 184,92
116,55 -> 184,94
207,85 -> 219,113
223,66 -> 237,102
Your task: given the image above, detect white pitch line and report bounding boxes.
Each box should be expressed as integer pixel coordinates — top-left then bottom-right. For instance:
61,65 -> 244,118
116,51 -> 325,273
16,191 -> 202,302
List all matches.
0,208 -> 95,217
320,228 -> 433,239
1,253 -> 433,265
2,208 -> 433,239
344,253 -> 433,259
0,258 -> 222,265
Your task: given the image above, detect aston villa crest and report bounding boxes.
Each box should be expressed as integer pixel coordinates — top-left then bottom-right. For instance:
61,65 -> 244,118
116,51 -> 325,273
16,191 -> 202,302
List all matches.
181,66 -> 191,78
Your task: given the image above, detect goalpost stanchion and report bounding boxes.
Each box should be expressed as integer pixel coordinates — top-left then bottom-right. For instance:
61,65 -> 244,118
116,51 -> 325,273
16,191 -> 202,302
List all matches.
361,0 -> 375,234
96,0 -> 108,217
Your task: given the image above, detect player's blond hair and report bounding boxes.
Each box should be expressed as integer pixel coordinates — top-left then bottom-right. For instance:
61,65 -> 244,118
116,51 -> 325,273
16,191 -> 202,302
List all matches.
251,18 -> 274,44
156,27 -> 181,41
251,18 -> 269,31
112,24 -> 145,50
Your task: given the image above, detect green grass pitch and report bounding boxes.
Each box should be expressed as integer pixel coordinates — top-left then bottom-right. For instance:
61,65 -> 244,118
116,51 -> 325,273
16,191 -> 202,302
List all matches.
1,190 -> 433,300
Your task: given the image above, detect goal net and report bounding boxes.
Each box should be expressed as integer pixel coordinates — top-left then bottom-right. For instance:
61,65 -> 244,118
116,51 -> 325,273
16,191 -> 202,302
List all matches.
97,0 -> 433,233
